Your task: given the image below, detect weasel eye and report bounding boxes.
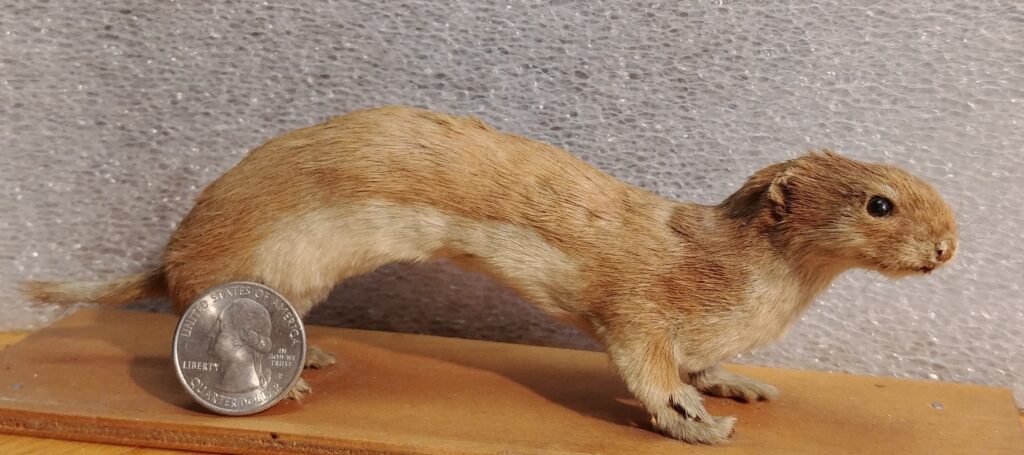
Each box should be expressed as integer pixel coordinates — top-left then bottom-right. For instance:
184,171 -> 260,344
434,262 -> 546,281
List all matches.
867,196 -> 893,217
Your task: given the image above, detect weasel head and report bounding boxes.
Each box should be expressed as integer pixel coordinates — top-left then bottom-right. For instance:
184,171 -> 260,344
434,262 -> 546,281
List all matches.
720,150 -> 957,278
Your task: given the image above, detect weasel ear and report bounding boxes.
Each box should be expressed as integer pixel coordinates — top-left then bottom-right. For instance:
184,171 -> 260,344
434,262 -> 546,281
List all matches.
766,170 -> 792,217
718,159 -> 800,221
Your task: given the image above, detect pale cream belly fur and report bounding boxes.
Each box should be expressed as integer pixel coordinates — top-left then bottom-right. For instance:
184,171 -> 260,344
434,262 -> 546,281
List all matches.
251,200 -> 583,321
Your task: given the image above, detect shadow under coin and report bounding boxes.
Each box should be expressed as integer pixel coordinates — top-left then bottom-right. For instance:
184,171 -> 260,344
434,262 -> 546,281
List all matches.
129,354 -> 208,413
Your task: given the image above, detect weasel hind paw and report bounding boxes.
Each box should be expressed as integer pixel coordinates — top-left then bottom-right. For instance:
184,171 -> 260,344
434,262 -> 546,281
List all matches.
304,345 -> 337,369
286,377 -> 312,401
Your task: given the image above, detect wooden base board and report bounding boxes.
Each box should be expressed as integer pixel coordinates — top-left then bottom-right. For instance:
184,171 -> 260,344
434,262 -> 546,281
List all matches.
0,309 -> 1020,454
0,432 -> 189,455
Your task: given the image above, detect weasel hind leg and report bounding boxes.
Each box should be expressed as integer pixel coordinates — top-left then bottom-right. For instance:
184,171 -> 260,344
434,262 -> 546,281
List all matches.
251,204 -> 453,399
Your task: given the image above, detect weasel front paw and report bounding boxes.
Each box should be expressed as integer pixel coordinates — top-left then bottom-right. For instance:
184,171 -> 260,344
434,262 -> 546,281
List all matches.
649,388 -> 736,444
690,367 -> 779,402
701,379 -> 778,402
657,413 -> 737,445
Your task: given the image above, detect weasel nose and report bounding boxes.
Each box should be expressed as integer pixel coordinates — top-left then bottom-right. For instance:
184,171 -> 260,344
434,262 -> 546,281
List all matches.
935,240 -> 955,262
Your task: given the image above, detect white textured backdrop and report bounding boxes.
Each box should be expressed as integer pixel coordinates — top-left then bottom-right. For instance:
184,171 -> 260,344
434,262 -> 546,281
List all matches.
2,1 -> 1021,406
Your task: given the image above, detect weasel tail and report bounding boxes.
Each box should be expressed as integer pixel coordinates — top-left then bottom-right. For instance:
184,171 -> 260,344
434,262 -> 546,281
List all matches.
20,267 -> 167,306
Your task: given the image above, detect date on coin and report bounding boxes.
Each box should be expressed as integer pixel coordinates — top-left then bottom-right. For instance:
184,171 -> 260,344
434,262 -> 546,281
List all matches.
172,281 -> 306,415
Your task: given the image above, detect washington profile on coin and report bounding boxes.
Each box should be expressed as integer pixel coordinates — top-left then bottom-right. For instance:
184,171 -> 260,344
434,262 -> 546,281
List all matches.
173,281 -> 306,415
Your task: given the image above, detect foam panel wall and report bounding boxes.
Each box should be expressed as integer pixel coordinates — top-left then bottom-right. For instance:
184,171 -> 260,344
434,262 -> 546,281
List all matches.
2,1 -> 1021,406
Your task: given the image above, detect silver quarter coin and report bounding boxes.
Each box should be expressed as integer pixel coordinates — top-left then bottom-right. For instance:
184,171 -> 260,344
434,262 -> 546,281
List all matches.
172,281 -> 306,415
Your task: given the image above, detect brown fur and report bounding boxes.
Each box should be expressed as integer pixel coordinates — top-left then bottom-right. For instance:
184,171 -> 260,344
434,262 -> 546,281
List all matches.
21,106 -> 957,444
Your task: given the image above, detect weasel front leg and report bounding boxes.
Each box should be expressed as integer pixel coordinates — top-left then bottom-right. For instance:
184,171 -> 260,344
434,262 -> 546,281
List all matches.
605,332 -> 736,444
687,365 -> 779,403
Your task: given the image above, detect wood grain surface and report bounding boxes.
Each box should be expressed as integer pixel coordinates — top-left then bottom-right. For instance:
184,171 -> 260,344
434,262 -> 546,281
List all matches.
0,309 -> 1020,454
0,330 -> 194,454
